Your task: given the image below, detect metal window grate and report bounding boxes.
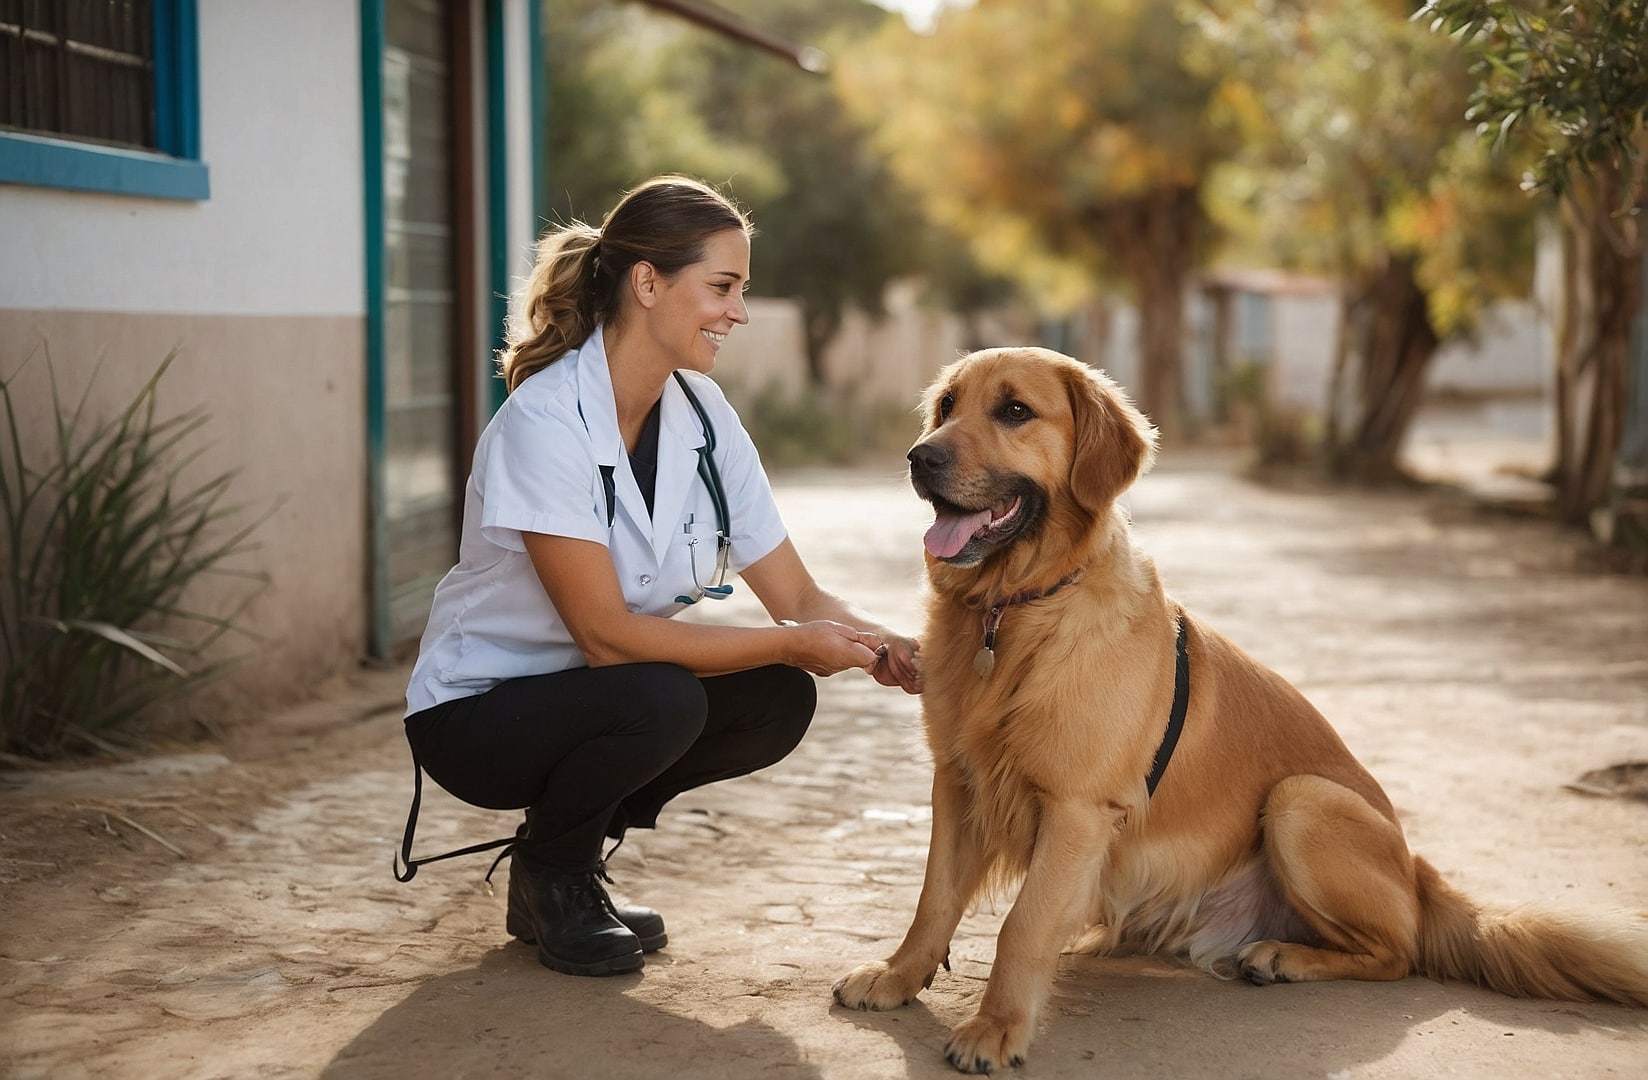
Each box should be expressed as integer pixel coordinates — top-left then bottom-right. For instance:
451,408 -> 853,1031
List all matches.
0,0 -> 156,150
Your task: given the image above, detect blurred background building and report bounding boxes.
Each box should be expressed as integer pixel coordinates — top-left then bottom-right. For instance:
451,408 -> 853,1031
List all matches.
2,0 -> 1643,725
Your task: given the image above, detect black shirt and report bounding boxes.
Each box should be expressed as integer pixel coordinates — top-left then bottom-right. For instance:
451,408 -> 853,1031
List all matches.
629,398 -> 663,517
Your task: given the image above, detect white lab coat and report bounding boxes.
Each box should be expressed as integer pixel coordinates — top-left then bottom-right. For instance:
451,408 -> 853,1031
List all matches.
404,326 -> 788,715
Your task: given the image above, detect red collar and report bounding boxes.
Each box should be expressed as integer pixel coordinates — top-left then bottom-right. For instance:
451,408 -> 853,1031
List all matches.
973,569 -> 1084,678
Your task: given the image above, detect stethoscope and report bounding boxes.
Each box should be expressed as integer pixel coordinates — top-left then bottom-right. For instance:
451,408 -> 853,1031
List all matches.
588,372 -> 733,605
670,371 -> 733,604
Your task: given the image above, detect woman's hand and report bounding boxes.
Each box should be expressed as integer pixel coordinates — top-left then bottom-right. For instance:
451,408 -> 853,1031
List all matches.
870,634 -> 922,695
782,620 -> 882,678
743,541 -> 920,691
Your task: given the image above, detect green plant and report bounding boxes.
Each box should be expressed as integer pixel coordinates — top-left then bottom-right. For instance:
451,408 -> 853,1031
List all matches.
1,347 -> 271,758
1220,360 -> 1321,470
742,383 -> 915,470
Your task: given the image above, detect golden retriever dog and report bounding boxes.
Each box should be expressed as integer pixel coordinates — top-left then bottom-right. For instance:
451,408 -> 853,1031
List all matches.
832,347 -> 1648,1073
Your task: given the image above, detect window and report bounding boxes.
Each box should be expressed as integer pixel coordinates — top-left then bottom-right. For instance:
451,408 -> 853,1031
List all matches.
0,0 -> 208,200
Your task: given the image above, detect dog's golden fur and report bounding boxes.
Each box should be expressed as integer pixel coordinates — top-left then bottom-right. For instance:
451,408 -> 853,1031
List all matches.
833,347 -> 1648,1074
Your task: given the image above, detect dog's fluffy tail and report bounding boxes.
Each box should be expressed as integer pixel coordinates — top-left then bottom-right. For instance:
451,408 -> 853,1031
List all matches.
1414,857 -> 1648,1006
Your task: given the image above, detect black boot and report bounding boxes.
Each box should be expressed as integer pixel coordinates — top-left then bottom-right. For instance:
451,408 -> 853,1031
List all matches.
596,810 -> 668,951
504,851 -> 643,977
507,847 -> 667,954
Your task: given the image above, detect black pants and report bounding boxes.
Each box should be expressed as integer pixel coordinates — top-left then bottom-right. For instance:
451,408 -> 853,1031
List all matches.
403,662 -> 816,872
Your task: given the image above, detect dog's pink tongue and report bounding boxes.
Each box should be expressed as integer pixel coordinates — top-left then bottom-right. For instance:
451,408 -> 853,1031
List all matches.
925,508 -> 993,558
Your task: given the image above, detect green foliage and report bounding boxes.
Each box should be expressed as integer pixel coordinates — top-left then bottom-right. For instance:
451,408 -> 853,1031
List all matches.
1422,0 -> 1646,526
835,0 -> 1240,433
840,0 -> 1234,304
1197,0 -> 1539,337
675,1 -> 940,375
0,349 -> 271,759
1221,361 -> 1321,467
1420,0 -> 1648,201
541,0 -> 782,220
738,383 -> 915,470
541,0 -> 988,386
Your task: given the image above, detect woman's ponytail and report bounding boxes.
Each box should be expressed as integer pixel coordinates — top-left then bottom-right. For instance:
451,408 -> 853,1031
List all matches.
498,223 -> 602,393
497,177 -> 751,394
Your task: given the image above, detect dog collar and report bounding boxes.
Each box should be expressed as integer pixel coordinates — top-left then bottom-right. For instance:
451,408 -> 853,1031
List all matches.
973,569 -> 1084,678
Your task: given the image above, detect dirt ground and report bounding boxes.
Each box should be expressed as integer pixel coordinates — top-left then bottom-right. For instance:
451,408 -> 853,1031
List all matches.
3,443 -> 1647,1079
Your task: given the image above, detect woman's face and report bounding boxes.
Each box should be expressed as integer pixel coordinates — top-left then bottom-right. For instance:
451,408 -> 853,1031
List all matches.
644,228 -> 751,374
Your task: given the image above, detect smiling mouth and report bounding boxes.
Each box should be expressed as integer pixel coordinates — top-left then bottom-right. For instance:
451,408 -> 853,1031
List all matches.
922,495 -> 1023,560
702,329 -> 727,345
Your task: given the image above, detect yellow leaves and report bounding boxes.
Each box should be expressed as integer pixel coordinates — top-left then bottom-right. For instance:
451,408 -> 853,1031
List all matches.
1210,79 -> 1274,143
1056,91 -> 1091,135
1387,188 -> 1458,251
1388,185 -> 1477,335
1083,128 -> 1199,199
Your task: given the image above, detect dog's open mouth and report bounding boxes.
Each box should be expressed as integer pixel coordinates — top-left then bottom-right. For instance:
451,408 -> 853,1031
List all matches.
924,495 -> 1023,560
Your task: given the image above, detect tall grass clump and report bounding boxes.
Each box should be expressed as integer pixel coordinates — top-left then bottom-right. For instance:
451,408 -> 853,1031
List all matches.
1,348 -> 271,759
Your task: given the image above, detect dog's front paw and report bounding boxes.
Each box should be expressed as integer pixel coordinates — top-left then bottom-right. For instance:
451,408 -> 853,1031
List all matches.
833,960 -> 929,1011
944,1013 -> 1029,1074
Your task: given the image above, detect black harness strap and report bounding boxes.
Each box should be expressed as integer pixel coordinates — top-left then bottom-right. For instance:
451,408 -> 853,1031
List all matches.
1144,611 -> 1190,797
393,759 -> 516,882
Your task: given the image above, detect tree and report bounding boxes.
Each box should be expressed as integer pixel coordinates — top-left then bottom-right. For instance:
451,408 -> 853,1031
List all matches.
1198,0 -> 1539,482
1422,0 -> 1648,527
542,0 -> 980,387
668,0 -> 938,384
541,0 -> 781,227
839,0 -> 1238,436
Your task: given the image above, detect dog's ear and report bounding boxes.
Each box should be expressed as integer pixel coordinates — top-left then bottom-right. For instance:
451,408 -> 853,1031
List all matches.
917,374 -> 948,436
1066,363 -> 1158,516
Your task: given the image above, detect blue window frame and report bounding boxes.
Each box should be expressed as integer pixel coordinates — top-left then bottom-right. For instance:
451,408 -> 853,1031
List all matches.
0,0 -> 208,200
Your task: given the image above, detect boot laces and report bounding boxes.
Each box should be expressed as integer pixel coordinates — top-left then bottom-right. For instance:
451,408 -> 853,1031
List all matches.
570,862 -> 623,921
484,829 -> 625,887
484,840 -> 623,920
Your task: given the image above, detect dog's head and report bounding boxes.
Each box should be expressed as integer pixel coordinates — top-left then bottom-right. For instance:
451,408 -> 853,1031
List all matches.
908,347 -> 1157,572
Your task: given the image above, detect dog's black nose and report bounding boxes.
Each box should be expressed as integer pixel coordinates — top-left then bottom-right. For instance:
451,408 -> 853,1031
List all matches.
908,442 -> 949,478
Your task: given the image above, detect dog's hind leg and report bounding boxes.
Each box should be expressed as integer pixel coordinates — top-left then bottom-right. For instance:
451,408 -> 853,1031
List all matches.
1237,774 -> 1421,986
834,762 -> 990,1011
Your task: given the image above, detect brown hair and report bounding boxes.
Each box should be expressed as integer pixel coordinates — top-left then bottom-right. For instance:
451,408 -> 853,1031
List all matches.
498,175 -> 752,392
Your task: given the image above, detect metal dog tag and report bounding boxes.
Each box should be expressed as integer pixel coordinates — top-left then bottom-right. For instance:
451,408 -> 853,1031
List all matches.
973,646 -> 996,678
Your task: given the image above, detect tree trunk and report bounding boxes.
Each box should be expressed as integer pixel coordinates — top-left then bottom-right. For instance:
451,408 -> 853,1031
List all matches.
1325,286 -> 1364,459
801,306 -> 841,388
1551,166 -> 1645,527
1329,255 -> 1439,484
1104,188 -> 1200,439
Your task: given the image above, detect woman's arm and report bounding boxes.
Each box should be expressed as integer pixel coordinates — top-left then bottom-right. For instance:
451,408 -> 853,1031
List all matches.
523,531 -> 881,678
739,539 -> 922,694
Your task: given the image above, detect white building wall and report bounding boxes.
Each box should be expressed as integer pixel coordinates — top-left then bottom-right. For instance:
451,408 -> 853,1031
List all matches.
1428,299 -> 1551,397
0,0 -> 364,316
1270,293 -> 1341,410
0,0 -> 372,711
712,297 -> 809,407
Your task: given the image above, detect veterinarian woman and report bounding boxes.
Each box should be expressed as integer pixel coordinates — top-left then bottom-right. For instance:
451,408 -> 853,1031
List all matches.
398,175 -> 921,979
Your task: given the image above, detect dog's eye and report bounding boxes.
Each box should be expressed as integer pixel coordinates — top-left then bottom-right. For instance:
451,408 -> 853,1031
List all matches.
1001,400 -> 1034,424
938,393 -> 955,420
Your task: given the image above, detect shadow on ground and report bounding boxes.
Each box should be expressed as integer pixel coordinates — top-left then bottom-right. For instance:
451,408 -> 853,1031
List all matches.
325,947 -> 1647,1079
322,946 -> 826,1080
